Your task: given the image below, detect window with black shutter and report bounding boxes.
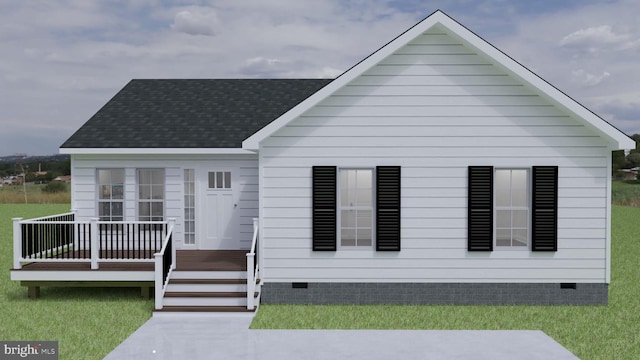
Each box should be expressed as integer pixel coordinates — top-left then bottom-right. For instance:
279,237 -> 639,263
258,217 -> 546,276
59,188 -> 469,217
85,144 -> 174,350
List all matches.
376,166 -> 401,251
468,166 -> 493,251
532,166 -> 558,251
312,166 -> 337,251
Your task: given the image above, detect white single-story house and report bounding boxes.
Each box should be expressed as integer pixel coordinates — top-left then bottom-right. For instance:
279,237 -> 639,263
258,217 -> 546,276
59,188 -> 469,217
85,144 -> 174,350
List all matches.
11,10 -> 634,310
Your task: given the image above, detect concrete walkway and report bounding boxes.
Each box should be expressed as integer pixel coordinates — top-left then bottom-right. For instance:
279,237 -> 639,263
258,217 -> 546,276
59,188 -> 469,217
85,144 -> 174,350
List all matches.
105,313 -> 579,360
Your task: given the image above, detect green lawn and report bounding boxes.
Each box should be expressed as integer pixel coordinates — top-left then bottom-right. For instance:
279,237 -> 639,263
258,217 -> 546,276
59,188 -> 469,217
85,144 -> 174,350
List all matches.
612,180 -> 640,206
252,205 -> 640,359
0,204 -> 153,360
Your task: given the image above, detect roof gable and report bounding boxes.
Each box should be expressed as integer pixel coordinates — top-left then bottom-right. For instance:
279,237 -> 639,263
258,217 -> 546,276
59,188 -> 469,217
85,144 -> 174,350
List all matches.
242,10 -> 634,150
61,79 -> 331,152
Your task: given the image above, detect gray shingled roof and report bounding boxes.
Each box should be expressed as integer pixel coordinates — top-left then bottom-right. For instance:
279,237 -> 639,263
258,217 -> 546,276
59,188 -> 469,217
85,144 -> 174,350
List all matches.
60,79 -> 332,149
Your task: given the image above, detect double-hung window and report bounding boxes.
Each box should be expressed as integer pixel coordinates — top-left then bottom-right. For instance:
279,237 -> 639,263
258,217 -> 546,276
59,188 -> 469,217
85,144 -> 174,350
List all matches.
339,169 -> 373,247
468,166 -> 558,252
138,169 -> 164,221
97,169 -> 124,221
312,166 -> 401,251
495,169 -> 528,248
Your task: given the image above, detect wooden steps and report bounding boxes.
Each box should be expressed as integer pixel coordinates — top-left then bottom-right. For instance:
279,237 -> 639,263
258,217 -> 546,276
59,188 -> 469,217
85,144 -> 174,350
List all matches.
159,268 -> 259,312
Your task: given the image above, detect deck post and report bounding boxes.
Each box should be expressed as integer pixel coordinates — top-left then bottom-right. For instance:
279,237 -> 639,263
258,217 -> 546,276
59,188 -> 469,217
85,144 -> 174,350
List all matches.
246,254 -> 255,310
13,218 -> 23,269
90,218 -> 99,270
154,253 -> 163,310
168,218 -> 176,270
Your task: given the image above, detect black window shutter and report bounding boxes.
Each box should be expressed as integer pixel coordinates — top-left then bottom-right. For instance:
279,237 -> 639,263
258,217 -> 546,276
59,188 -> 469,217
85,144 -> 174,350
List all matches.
312,166 -> 337,251
532,166 -> 558,251
376,166 -> 401,251
468,166 -> 493,251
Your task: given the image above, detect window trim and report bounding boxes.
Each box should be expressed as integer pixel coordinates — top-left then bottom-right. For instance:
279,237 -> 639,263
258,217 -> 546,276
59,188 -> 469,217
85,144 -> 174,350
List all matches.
96,168 -> 124,221
337,168 -> 375,250
494,168 -> 530,251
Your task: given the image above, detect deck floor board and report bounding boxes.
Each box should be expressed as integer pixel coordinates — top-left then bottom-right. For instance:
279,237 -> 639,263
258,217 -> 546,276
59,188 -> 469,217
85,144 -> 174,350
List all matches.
15,250 -> 248,272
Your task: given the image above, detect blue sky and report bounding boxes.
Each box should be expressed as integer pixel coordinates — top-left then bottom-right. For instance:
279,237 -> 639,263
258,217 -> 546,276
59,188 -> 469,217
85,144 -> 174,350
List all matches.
1,0 -> 638,155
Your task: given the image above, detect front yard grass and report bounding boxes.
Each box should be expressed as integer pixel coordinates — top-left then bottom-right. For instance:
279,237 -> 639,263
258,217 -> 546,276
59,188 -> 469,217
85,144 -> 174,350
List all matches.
252,205 -> 640,359
0,204 -> 153,360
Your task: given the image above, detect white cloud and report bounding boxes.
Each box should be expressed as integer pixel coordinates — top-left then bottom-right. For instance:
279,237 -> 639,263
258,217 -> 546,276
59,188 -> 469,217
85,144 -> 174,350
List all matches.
571,69 -> 611,87
171,10 -> 218,36
560,25 -> 629,47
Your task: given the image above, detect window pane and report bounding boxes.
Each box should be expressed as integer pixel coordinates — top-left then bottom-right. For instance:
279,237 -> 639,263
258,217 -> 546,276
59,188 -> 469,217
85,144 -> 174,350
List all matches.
100,185 -> 111,199
341,229 -> 356,246
496,229 -> 511,246
496,210 -> 511,228
112,185 -> 123,199
151,202 -> 163,217
208,172 -> 215,188
112,202 -> 123,217
138,202 -> 150,218
216,172 -> 223,188
98,170 -> 111,185
513,229 -> 527,246
356,170 -> 372,206
341,210 -> 356,228
495,170 -> 510,206
99,202 -> 111,220
139,185 -> 151,199
357,210 -> 372,228
152,185 -> 164,199
512,210 -> 528,228
111,169 -> 124,183
224,172 -> 231,189
511,170 -> 528,206
357,228 -> 372,246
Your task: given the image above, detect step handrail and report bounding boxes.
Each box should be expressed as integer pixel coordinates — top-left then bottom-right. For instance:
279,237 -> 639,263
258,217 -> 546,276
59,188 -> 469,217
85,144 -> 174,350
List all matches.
154,218 -> 176,310
246,218 -> 259,310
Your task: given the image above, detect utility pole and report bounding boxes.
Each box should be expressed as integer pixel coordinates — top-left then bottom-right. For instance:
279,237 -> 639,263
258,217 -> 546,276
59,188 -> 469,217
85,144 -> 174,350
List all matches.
16,156 -> 28,204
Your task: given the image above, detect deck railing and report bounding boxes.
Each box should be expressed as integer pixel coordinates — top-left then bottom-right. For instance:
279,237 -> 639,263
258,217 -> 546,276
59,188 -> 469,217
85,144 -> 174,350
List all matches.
154,218 -> 176,310
246,217 -> 260,310
13,212 -> 170,270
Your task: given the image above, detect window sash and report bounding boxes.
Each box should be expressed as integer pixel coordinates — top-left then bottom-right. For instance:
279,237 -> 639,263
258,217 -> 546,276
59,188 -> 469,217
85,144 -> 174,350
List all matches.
494,169 -> 529,248
97,169 -> 124,221
339,169 -> 373,248
138,169 -> 164,221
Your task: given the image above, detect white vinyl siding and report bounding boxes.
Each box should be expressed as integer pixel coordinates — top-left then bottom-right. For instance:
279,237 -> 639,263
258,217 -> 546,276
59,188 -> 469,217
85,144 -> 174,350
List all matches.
259,29 -> 609,283
69,154 -> 258,249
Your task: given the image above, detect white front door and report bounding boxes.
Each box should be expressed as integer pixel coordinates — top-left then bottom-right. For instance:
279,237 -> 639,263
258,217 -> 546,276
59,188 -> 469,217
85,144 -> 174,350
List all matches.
198,169 -> 238,249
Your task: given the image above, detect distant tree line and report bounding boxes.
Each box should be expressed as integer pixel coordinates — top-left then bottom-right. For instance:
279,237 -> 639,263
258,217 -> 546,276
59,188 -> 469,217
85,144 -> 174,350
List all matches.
613,134 -> 640,177
0,157 -> 71,182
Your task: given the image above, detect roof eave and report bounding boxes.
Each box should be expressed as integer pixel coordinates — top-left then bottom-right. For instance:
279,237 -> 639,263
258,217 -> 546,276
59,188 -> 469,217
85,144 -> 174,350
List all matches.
59,147 -> 256,155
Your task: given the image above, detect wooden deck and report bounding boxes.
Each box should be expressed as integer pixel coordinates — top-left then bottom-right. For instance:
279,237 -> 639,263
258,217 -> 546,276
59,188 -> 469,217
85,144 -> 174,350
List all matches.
11,250 -> 250,299
15,250 -> 248,272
